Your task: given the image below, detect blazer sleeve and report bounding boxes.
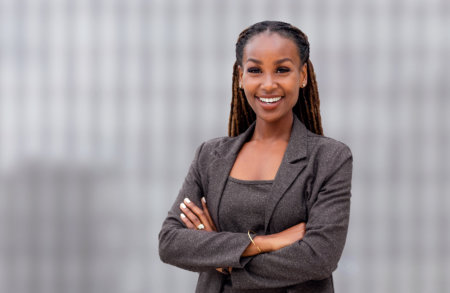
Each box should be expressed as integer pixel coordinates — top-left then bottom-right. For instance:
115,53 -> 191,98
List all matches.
230,144 -> 353,289
158,142 -> 252,272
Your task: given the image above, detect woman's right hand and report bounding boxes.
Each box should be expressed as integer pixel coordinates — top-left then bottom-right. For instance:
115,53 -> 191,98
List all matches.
242,222 -> 306,257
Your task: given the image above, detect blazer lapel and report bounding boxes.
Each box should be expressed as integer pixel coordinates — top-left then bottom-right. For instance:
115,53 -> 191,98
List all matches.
206,157 -> 234,231
264,117 -> 309,232
207,123 -> 256,231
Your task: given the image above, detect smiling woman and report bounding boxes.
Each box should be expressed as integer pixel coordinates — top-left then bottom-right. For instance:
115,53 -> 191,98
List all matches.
238,32 -> 305,126
159,21 -> 353,293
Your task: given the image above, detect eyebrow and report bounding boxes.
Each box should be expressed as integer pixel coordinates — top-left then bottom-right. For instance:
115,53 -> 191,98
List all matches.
246,58 -> 295,65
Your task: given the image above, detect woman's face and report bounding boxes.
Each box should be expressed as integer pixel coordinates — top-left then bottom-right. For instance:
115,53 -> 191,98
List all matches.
239,32 -> 307,124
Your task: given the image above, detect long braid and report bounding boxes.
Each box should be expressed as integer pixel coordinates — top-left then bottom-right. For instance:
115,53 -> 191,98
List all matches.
306,59 -> 323,134
228,21 -> 323,137
229,61 -> 256,136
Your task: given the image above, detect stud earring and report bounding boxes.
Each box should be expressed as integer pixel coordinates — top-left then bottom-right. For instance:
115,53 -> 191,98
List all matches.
302,83 -> 306,88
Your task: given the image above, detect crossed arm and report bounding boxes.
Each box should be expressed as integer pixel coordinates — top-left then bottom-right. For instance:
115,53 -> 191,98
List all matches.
179,196 -> 306,273
159,142 -> 353,289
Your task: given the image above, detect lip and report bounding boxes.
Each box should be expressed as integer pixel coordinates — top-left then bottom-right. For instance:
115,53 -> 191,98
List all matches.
257,94 -> 283,99
255,95 -> 284,110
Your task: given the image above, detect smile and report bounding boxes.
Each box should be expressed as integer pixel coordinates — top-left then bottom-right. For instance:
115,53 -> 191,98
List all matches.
256,96 -> 283,104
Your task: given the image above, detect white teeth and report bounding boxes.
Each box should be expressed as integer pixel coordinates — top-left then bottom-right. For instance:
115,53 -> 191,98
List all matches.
258,96 -> 282,103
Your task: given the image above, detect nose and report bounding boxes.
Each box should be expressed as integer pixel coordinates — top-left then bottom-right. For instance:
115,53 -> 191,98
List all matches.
261,73 -> 277,91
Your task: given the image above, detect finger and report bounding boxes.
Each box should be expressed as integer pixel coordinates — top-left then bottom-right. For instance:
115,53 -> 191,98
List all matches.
183,198 -> 214,231
180,213 -> 196,229
201,197 -> 217,231
179,202 -> 204,229
201,198 -> 215,229
216,267 -> 231,275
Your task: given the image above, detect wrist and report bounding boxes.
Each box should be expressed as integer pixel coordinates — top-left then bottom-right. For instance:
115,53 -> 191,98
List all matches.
253,235 -> 273,253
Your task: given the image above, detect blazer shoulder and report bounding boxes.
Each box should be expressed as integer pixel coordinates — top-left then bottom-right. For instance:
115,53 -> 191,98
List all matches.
306,130 -> 353,160
194,135 -> 236,162
201,135 -> 230,149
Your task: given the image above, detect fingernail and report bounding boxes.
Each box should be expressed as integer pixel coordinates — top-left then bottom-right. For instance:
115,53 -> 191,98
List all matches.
180,203 -> 186,209
201,197 -> 206,203
180,213 -> 186,218
184,198 -> 191,203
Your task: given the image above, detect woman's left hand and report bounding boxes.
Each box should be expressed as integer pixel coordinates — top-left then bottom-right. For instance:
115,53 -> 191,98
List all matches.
179,197 -> 217,232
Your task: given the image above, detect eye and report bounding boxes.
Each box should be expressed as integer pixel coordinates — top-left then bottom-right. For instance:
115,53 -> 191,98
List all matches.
247,67 -> 261,74
276,67 -> 290,73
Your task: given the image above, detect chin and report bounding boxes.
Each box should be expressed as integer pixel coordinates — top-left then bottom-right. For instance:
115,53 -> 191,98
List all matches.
256,114 -> 288,124
256,111 -> 294,123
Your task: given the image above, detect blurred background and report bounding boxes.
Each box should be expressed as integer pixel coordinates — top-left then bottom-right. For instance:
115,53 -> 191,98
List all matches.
0,0 -> 449,292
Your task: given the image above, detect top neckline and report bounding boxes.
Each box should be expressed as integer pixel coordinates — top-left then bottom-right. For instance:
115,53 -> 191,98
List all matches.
228,176 -> 274,185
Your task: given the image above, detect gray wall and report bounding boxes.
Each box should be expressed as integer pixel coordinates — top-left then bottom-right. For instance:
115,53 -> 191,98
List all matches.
0,0 -> 449,292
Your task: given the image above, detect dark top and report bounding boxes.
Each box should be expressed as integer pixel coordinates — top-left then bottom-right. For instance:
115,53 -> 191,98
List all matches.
219,176 -> 273,234
219,176 -> 274,292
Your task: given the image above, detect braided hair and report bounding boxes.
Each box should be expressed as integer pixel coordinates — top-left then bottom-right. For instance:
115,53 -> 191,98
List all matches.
228,21 -> 323,137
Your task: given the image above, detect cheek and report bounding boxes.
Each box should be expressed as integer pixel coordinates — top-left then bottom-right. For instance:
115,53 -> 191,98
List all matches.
242,80 -> 258,98
282,76 -> 301,92
242,77 -> 258,89
245,94 -> 257,112
243,89 -> 253,102
286,88 -> 300,109
286,83 -> 300,99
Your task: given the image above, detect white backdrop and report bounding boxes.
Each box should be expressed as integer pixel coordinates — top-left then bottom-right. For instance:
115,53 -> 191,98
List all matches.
0,0 -> 449,292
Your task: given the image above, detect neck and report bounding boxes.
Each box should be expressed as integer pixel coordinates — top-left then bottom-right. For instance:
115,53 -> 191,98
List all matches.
251,113 -> 294,142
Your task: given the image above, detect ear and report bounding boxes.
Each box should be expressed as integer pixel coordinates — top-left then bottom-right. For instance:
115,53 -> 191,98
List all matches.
300,63 -> 308,88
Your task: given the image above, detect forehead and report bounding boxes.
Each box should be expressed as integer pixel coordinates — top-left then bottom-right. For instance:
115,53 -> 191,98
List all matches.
243,32 -> 301,64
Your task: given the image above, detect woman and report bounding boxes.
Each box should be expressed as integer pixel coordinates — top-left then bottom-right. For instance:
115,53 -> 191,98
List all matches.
159,21 -> 353,292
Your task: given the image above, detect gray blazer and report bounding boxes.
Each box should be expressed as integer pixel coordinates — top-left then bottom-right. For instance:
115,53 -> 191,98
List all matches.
159,116 -> 353,292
